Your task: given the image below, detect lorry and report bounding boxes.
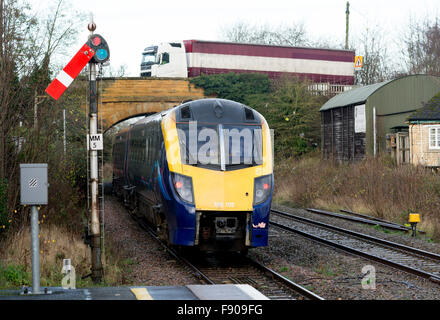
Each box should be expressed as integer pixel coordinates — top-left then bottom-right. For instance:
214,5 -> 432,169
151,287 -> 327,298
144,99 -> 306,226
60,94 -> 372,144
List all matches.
140,40 -> 355,90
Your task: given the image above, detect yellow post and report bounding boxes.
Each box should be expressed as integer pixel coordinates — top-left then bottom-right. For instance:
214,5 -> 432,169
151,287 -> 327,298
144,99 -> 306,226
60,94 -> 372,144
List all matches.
409,213 -> 420,237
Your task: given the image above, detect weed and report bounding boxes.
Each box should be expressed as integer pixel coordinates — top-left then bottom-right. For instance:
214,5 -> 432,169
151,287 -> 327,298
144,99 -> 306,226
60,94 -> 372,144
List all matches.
279,266 -> 289,272
0,264 -> 31,288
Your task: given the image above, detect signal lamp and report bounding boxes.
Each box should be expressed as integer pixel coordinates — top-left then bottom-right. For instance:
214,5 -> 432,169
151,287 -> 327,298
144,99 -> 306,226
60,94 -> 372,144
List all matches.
87,34 -> 110,63
91,36 -> 101,46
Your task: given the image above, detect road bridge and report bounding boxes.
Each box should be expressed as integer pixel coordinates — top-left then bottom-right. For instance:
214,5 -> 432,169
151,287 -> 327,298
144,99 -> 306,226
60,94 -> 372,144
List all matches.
92,77 -> 207,131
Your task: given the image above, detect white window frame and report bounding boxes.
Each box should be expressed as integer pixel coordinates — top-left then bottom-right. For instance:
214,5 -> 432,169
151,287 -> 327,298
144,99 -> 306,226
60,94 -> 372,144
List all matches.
428,125 -> 440,150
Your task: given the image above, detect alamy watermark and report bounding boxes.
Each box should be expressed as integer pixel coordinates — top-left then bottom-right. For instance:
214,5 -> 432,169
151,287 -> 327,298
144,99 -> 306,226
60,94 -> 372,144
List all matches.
361,265 -> 376,290
174,121 -> 274,167
61,259 -> 76,289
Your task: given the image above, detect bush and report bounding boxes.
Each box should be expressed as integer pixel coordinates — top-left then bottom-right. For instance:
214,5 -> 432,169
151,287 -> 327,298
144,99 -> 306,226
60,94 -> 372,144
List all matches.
190,72 -> 271,104
0,264 -> 30,288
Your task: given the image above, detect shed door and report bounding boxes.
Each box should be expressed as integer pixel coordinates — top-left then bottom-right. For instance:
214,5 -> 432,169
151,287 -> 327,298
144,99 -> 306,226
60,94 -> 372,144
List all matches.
396,132 -> 410,165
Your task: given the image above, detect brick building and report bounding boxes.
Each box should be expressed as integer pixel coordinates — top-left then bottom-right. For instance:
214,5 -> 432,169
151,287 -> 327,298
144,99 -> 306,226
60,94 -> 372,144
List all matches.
408,93 -> 440,167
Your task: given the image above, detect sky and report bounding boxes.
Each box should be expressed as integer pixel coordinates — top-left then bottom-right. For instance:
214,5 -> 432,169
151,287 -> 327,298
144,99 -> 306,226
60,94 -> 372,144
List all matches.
33,0 -> 440,77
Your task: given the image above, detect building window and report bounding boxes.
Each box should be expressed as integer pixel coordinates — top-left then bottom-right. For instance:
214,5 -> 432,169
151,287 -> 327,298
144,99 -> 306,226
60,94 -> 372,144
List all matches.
429,126 -> 440,149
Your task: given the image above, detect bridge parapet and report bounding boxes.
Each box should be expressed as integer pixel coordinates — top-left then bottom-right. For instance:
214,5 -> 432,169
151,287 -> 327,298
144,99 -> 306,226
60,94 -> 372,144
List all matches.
92,77 -> 207,131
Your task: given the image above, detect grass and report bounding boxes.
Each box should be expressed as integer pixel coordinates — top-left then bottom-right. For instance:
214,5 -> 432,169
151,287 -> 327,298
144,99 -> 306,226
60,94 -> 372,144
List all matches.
314,263 -> 339,278
279,266 -> 289,273
274,153 -> 440,240
0,223 -> 128,290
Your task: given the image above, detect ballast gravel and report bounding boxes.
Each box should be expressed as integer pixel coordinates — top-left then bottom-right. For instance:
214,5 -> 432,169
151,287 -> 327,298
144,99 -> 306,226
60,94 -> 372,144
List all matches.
104,197 -> 440,299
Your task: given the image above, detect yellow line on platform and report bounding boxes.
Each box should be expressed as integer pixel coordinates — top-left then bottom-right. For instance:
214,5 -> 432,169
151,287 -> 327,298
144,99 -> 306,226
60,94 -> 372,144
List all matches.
130,288 -> 153,300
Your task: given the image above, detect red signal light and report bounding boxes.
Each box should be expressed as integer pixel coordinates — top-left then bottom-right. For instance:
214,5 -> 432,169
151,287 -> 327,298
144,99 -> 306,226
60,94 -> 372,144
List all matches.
175,181 -> 183,189
263,183 -> 269,190
92,36 -> 101,46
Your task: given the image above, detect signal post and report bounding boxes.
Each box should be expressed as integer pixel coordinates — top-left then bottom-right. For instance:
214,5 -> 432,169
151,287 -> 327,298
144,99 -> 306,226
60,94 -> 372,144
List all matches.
87,22 -> 110,282
45,21 -> 110,283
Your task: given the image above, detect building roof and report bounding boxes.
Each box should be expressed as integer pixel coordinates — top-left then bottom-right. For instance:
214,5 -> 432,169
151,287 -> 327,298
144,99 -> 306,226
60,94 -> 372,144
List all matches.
320,79 -> 392,111
408,93 -> 440,121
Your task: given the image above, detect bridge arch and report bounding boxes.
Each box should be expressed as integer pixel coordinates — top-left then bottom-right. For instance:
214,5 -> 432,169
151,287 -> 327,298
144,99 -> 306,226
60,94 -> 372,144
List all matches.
94,77 -> 207,131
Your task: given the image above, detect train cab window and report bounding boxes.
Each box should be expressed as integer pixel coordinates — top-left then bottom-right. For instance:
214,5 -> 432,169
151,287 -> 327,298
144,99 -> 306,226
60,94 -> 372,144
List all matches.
176,123 -> 263,170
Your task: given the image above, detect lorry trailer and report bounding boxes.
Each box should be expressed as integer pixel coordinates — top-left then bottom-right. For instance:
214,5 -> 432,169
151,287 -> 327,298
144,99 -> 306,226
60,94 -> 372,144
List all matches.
140,39 -> 355,87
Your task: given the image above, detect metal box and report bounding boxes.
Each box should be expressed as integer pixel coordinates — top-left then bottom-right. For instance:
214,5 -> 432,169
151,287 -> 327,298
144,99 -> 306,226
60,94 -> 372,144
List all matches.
20,164 -> 48,205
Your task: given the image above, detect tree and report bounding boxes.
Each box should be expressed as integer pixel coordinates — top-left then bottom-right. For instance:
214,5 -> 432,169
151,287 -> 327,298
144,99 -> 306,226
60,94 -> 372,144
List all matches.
0,0 -> 87,230
353,25 -> 391,85
191,73 -> 327,158
402,17 -> 440,76
248,77 -> 327,158
220,21 -> 309,47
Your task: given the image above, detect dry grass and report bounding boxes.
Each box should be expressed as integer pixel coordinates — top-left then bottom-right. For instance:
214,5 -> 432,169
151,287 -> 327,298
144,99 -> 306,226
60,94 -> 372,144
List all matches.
274,153 -> 440,239
0,223 -> 124,288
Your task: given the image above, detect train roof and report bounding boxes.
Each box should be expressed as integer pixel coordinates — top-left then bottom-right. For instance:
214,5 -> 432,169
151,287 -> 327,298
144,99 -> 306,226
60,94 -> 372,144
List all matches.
115,98 -> 264,138
174,98 -> 263,124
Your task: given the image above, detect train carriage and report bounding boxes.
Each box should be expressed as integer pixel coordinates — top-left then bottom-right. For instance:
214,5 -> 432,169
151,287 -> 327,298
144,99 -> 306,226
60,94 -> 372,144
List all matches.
112,98 -> 273,253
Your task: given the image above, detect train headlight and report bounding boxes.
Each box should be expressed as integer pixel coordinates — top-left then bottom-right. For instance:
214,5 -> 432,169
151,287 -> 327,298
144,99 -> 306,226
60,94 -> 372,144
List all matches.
253,174 -> 272,205
172,173 -> 194,204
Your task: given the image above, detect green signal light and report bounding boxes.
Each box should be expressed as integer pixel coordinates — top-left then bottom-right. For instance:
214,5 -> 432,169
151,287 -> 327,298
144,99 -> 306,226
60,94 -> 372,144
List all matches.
96,49 -> 108,61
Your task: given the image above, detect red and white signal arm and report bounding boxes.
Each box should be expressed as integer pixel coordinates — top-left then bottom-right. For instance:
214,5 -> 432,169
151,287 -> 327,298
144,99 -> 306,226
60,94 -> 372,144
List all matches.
45,43 -> 95,100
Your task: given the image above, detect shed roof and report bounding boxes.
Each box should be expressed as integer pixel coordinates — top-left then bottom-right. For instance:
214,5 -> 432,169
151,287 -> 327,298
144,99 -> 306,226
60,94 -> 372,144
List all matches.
320,79 -> 392,111
408,93 -> 440,121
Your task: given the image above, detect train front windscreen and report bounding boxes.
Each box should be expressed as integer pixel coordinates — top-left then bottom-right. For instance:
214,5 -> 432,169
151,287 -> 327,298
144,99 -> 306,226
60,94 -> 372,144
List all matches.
176,122 -> 263,171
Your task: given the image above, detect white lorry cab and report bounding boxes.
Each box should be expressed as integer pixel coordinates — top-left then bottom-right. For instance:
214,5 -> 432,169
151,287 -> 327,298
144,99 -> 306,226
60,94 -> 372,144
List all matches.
140,42 -> 187,78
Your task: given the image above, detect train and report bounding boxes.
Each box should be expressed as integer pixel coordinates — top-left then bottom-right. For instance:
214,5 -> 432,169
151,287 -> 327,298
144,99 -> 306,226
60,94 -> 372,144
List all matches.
112,98 -> 273,253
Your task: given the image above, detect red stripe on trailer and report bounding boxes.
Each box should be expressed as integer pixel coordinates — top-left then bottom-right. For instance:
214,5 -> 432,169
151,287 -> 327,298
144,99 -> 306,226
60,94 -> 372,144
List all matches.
187,67 -> 355,85
45,78 -> 66,101
63,43 -> 95,78
183,40 -> 355,63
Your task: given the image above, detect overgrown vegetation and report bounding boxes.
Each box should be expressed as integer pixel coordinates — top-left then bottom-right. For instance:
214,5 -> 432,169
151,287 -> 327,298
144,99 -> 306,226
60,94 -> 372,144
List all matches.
274,153 -> 440,239
0,0 -> 97,288
0,223 -> 128,289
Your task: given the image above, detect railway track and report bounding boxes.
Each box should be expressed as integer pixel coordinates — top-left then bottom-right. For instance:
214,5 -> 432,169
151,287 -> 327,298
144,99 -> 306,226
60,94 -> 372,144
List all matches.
270,209 -> 440,284
306,208 -> 410,232
136,217 -> 323,300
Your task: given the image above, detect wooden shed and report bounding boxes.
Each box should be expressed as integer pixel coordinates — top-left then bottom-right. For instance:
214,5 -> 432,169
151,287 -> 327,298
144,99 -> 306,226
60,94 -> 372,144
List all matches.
320,75 -> 440,161
408,93 -> 440,167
